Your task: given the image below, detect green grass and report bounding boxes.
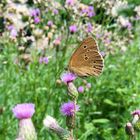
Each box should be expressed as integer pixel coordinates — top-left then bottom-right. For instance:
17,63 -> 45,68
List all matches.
0,36 -> 140,139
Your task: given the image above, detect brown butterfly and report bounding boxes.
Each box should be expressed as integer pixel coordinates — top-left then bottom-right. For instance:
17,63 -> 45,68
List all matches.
68,37 -> 104,77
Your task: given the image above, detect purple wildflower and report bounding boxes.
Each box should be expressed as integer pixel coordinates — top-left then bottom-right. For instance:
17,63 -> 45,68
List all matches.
69,25 -> 77,33
82,8 -> 88,14
39,57 -> 49,64
87,22 -> 92,32
7,25 -> 14,31
81,6 -> 95,18
132,110 -> 140,116
66,0 -> 75,6
31,8 -> 40,17
34,17 -> 40,24
47,21 -> 53,27
78,86 -> 84,93
60,101 -> 79,116
43,57 -> 49,64
12,103 -> 35,119
87,6 -> 95,17
10,29 -> 18,38
53,9 -> 59,15
61,72 -> 77,84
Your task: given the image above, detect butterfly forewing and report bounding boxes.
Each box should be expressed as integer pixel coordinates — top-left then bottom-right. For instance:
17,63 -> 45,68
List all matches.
68,37 -> 104,77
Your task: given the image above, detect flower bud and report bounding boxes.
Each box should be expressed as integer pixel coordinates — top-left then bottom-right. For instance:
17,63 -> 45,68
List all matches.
43,115 -> 70,139
125,122 -> 135,136
68,82 -> 78,99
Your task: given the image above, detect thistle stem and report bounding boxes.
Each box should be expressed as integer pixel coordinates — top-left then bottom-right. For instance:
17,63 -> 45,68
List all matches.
69,129 -> 74,140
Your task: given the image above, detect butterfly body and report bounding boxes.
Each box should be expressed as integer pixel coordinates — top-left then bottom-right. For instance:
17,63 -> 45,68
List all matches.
68,37 -> 104,77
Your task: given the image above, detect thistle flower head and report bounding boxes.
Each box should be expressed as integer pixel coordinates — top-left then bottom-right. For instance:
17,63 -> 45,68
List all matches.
87,22 -> 92,32
66,0 -> 75,6
31,8 -> 40,17
61,72 -> 77,84
87,6 -> 95,17
131,110 -> 140,125
69,25 -> 77,33
132,110 -> 140,116
34,17 -> 40,24
47,21 -> 53,27
12,103 -> 35,119
78,86 -> 84,93
53,9 -> 59,15
60,101 -> 79,116
10,29 -> 18,38
39,57 -> 49,64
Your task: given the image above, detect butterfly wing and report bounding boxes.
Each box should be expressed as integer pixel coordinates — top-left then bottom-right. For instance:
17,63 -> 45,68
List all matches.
68,37 -> 104,77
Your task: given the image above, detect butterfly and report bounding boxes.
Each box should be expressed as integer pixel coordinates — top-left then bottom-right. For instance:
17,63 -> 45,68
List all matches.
68,37 -> 104,77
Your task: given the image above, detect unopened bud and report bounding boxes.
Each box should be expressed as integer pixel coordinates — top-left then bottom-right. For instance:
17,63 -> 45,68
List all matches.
68,82 -> 78,99
125,122 -> 135,136
43,115 -> 70,140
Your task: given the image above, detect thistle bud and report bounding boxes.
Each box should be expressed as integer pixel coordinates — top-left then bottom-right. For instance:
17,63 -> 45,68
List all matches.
43,115 -> 70,140
125,122 -> 135,136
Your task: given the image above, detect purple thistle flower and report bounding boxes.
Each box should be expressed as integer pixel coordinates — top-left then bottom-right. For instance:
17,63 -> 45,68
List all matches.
69,25 -> 77,33
81,8 -> 88,14
12,103 -> 35,119
78,86 -> 84,93
7,25 -> 14,31
60,101 -> 79,116
10,29 -> 18,38
53,9 -> 59,15
31,8 -> 40,17
43,57 -> 49,64
126,22 -> 132,30
132,110 -> 140,116
39,57 -> 49,64
87,22 -> 92,32
87,6 -> 95,17
61,72 -> 77,84
7,25 -> 18,38
34,17 -> 40,24
47,21 -> 53,27
66,0 -> 75,6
